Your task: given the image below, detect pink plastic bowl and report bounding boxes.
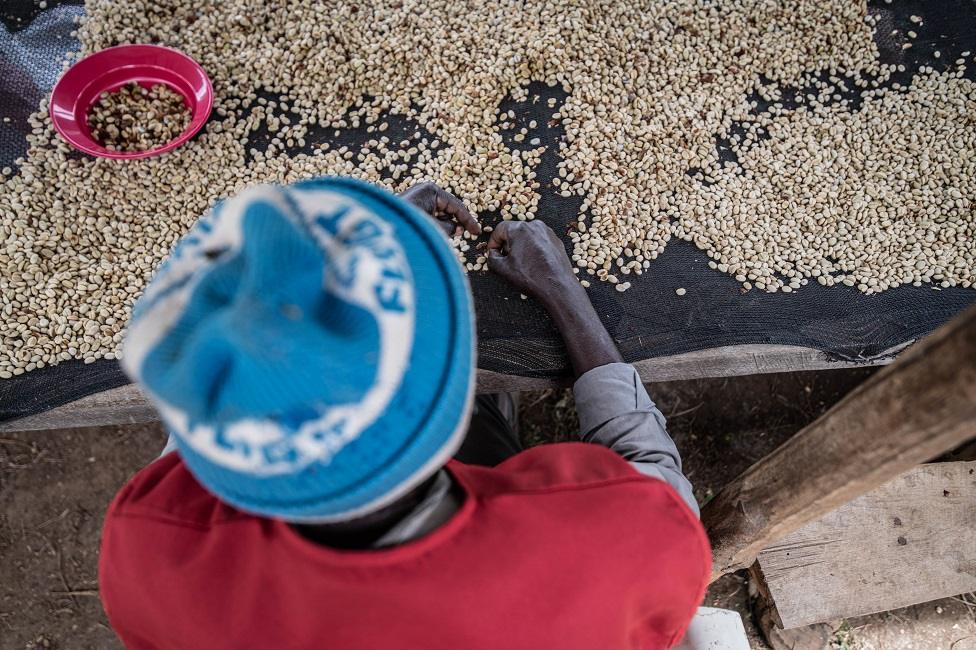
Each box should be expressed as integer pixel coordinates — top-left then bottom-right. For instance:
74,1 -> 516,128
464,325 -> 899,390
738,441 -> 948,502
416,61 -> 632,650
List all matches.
49,44 -> 213,160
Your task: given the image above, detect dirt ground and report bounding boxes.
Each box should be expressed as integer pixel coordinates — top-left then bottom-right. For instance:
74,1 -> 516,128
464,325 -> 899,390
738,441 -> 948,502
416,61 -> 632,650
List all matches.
2,367 -> 974,649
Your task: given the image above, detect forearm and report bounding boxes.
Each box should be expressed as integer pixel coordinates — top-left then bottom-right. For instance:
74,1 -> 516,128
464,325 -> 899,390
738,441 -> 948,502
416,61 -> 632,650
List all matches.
541,278 -> 623,379
483,219 -> 697,512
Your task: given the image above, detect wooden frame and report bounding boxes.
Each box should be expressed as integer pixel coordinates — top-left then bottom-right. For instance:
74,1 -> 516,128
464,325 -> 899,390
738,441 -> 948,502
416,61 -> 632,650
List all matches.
701,305 -> 976,582
0,342 -> 897,433
754,460 -> 976,629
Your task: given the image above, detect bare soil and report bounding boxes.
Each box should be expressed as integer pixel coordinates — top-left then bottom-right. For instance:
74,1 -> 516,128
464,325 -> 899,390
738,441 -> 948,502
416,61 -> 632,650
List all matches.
2,367 -> 974,649
0,425 -> 165,649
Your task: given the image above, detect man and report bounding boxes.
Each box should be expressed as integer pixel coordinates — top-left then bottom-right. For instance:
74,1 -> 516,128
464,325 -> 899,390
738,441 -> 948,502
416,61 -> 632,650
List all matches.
100,177 -> 711,649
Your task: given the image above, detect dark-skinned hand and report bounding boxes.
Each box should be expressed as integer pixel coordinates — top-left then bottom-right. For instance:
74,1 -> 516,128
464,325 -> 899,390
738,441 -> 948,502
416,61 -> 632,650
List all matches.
486,220 -> 578,303
487,219 -> 623,378
399,181 -> 481,238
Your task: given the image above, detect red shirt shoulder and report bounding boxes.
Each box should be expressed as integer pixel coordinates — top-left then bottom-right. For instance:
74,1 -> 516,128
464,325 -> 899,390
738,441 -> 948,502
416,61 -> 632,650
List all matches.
101,443 -> 710,650
456,441 -> 678,492
106,451 -> 245,527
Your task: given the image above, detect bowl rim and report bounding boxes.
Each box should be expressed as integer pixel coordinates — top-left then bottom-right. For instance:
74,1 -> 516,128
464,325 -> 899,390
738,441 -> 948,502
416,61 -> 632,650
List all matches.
49,43 -> 214,160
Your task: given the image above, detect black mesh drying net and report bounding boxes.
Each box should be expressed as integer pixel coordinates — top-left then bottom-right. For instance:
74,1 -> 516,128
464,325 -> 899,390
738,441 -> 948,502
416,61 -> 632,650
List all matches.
1,0 -> 975,422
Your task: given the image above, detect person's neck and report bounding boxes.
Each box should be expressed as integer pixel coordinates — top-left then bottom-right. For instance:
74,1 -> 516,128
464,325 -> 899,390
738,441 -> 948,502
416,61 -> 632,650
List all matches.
290,473 -> 439,549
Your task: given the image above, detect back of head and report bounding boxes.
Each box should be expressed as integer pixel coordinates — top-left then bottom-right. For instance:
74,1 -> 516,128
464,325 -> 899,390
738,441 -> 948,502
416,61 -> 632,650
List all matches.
122,177 -> 474,522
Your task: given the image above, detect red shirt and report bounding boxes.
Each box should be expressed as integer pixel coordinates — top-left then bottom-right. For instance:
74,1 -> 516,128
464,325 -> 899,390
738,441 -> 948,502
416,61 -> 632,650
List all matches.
100,443 -> 710,649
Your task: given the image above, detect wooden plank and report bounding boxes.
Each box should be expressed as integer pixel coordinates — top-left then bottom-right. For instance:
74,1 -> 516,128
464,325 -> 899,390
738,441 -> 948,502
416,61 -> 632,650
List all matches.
0,384 -> 157,432
1,342 -> 892,433
701,305 -> 976,581
475,369 -> 572,392
756,461 -> 976,629
630,342 -> 900,382
748,562 -> 835,650
484,342 -> 900,389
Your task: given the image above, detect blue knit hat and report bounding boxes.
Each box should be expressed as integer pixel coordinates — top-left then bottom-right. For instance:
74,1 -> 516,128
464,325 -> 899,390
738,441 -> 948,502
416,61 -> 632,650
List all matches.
122,177 -> 474,522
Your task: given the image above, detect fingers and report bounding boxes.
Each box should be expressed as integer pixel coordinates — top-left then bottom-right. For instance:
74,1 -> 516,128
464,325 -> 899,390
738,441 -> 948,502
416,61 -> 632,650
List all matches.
486,221 -> 512,253
486,222 -> 516,277
433,186 -> 481,236
486,248 -> 512,278
434,218 -> 456,238
401,182 -> 481,236
487,220 -> 551,252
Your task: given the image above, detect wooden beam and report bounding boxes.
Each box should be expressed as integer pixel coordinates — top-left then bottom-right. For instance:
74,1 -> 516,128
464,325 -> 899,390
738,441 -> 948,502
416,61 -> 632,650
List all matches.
1,342 -> 891,433
631,342 -> 900,382
701,305 -> 976,581
481,342 -> 897,388
0,384 -> 157,433
756,461 -> 976,629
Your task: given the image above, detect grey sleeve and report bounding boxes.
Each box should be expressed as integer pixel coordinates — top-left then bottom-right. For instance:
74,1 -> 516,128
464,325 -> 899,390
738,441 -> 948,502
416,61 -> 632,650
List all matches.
573,362 -> 699,517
